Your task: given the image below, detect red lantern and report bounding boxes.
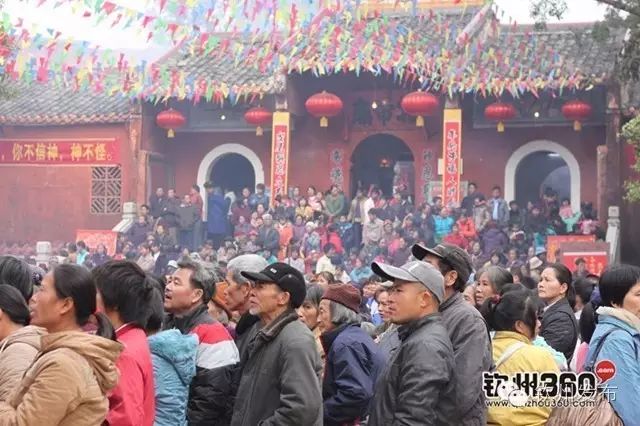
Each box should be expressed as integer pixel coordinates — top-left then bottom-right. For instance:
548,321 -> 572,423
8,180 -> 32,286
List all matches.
305,91 -> 343,127
400,91 -> 439,127
484,102 -> 517,133
156,108 -> 186,138
244,106 -> 272,136
562,100 -> 592,131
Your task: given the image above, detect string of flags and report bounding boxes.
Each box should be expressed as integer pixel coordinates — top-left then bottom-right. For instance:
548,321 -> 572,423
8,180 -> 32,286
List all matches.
0,0 -> 606,103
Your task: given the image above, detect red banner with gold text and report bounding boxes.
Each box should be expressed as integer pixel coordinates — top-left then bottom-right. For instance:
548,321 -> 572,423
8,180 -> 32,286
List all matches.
0,139 -> 119,165
442,109 -> 462,207
270,112 -> 290,206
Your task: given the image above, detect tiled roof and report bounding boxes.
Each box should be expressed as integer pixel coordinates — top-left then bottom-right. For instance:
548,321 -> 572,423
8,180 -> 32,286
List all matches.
159,45 -> 285,95
503,23 -> 625,79
0,81 -> 131,126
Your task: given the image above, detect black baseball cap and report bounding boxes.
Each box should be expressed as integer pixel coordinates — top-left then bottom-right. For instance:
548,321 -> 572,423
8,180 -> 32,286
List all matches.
412,243 -> 473,284
241,263 -> 307,308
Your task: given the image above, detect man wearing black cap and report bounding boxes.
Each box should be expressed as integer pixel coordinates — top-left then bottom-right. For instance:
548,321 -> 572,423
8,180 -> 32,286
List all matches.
412,243 -> 492,426
368,260 -> 458,425
231,263 -> 322,426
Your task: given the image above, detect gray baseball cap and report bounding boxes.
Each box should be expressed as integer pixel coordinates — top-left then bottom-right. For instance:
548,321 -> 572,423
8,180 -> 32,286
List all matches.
371,260 -> 445,304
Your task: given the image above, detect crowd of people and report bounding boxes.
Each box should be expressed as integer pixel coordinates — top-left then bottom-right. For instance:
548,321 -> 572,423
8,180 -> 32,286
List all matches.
46,181 -> 596,283
0,233 -> 637,425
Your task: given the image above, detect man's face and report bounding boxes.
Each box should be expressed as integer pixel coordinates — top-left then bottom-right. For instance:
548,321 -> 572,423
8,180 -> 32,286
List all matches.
387,281 -> 429,324
468,185 -> 476,195
224,270 -> 251,312
256,186 -> 263,195
141,206 -> 149,215
183,195 -> 190,204
331,186 -> 339,195
138,216 -> 146,225
156,188 -> 164,197
164,268 -> 202,314
249,282 -> 285,317
492,189 -> 501,199
168,189 -> 176,199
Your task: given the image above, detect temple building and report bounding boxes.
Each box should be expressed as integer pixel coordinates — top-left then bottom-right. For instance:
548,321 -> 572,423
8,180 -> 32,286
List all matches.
0,1 -> 636,261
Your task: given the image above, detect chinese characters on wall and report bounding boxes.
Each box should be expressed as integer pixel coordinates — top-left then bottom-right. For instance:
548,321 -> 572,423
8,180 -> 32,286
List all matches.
270,112 -> 290,204
442,109 -> 462,207
0,139 -> 119,165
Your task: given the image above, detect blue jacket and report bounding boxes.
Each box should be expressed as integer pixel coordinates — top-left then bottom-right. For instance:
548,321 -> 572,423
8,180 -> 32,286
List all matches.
433,216 -> 454,240
207,193 -> 229,235
586,310 -> 640,425
321,323 -> 385,425
148,329 -> 198,426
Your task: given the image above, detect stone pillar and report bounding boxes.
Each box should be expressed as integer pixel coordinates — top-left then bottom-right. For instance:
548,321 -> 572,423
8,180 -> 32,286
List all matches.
604,86 -> 622,218
112,202 -> 138,234
606,205 -> 621,264
596,146 -> 607,225
35,241 -> 52,266
128,102 -> 147,208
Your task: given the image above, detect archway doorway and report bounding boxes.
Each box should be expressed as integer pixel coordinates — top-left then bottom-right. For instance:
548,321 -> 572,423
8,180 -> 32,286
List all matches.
196,143 -> 265,219
515,151 -> 570,206
209,153 -> 255,195
350,134 -> 414,198
505,140 -> 581,209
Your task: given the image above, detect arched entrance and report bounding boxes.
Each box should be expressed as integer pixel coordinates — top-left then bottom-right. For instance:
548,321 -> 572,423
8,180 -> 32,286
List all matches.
505,140 -> 580,209
197,143 -> 265,218
210,153 -> 255,195
515,152 -> 570,206
350,134 -> 414,198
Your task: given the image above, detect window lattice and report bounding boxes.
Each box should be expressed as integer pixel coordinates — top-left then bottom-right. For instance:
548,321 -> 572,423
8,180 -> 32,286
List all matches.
91,167 -> 122,214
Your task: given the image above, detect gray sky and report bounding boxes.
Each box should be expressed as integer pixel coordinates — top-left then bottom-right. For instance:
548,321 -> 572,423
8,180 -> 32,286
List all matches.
4,0 -> 607,55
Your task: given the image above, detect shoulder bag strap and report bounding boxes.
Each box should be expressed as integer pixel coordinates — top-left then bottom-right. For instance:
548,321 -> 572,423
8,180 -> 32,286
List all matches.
495,342 -> 526,370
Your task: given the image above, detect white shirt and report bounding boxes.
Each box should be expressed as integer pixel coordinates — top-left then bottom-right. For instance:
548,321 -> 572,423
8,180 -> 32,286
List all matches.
315,255 -> 336,274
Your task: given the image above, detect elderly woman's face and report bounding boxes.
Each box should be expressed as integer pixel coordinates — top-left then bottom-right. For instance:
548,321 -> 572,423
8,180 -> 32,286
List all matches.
297,300 -> 320,330
318,299 -> 333,332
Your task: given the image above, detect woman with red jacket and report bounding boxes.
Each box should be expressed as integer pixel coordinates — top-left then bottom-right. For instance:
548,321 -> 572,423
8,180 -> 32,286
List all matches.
457,213 -> 477,241
93,261 -> 159,426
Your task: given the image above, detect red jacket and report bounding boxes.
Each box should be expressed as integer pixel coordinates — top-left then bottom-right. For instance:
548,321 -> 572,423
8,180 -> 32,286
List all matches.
443,232 -> 469,250
457,218 -> 477,240
321,231 -> 344,255
107,324 -> 155,426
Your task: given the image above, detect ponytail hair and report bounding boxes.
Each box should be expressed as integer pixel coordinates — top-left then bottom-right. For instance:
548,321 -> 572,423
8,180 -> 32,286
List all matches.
579,301 -> 598,344
481,283 -> 538,333
92,261 -> 159,329
0,284 -> 30,326
94,312 -> 116,340
51,264 -> 117,341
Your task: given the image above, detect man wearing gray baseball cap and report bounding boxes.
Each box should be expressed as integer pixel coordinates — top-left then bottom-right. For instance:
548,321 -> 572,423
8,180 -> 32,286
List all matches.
367,260 -> 458,425
412,243 -> 492,426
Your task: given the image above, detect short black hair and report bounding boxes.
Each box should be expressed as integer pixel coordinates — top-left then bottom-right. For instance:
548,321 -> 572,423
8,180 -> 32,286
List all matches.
92,261 -> 158,328
76,241 -> 87,250
574,277 -> 595,306
599,264 -> 640,308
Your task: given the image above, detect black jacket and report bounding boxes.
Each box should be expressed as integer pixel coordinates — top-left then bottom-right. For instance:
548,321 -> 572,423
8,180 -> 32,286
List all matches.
164,304 -> 240,426
540,297 -> 579,362
368,313 -> 458,426
321,323 -> 385,425
231,310 -> 322,426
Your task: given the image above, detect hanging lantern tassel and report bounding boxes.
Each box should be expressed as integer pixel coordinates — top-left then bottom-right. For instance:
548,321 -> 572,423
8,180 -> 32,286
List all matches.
256,126 -> 263,136
573,120 -> 582,132
167,129 -> 175,138
497,121 -> 505,133
416,116 -> 424,127
320,116 -> 328,127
